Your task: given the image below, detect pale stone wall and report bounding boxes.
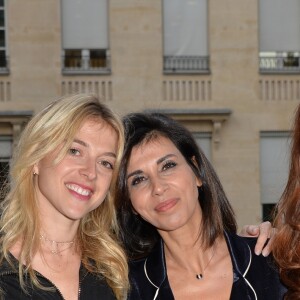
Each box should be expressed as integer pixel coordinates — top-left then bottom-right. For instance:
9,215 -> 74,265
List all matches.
0,0 -> 298,228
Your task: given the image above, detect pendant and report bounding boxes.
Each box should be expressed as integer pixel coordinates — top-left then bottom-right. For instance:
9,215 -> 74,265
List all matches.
196,274 -> 203,280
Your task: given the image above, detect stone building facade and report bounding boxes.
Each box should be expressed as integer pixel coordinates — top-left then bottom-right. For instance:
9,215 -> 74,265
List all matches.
0,0 -> 299,227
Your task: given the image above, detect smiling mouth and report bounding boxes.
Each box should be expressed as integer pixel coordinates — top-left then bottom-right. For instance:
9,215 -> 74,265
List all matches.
155,198 -> 178,212
66,184 -> 92,196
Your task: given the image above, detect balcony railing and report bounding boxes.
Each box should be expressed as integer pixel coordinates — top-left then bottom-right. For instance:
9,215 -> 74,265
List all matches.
163,55 -> 210,74
62,55 -> 111,75
259,53 -> 300,73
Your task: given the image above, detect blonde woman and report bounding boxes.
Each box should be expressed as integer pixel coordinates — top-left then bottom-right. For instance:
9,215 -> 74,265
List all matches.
0,94 -> 128,299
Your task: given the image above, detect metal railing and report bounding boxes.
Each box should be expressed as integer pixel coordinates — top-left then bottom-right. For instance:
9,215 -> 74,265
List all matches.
62,55 -> 111,74
259,54 -> 300,73
163,55 -> 210,74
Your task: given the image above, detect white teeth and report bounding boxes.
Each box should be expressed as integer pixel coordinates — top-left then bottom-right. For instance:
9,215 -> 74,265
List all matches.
66,184 -> 91,196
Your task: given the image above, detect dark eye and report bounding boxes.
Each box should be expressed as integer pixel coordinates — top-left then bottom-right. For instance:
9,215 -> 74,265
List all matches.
131,175 -> 147,186
100,160 -> 114,170
162,161 -> 177,171
69,148 -> 80,156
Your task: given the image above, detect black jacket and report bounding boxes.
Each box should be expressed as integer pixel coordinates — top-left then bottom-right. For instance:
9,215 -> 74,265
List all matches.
0,254 -> 116,299
128,232 -> 287,300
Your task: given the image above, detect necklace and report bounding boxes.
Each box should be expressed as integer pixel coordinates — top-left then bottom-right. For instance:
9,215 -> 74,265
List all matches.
195,244 -> 216,280
40,234 -> 75,256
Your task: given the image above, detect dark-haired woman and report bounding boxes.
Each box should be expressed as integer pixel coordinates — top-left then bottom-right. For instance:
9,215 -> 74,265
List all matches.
117,112 -> 286,300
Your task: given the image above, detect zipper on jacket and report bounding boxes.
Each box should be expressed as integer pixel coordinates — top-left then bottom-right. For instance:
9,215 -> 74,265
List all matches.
0,270 -> 64,299
1,266 -> 89,299
35,271 -> 65,299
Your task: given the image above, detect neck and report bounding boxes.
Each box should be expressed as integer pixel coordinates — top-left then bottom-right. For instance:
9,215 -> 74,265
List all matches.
39,220 -> 79,257
163,234 -> 222,277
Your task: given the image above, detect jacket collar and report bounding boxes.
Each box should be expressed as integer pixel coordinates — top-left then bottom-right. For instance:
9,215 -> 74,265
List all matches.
223,231 -> 252,282
144,239 -> 168,288
144,231 -> 251,288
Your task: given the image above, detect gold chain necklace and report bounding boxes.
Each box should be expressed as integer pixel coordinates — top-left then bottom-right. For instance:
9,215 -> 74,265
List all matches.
39,234 -> 75,256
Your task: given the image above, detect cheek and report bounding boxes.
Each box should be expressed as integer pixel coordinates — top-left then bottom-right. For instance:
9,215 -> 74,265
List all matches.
96,173 -> 113,195
129,192 -> 144,215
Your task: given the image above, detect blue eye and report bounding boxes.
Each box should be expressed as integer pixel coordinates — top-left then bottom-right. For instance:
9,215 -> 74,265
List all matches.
162,161 -> 177,171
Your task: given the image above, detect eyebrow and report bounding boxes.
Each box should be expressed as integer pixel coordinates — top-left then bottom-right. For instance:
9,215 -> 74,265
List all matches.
73,139 -> 116,158
74,139 -> 88,147
126,153 -> 176,180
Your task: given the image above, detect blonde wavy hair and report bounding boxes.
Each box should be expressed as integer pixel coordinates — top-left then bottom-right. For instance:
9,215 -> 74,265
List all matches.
0,94 -> 129,299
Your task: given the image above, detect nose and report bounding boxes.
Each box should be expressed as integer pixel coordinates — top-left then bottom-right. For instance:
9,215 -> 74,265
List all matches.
80,159 -> 97,180
151,177 -> 168,196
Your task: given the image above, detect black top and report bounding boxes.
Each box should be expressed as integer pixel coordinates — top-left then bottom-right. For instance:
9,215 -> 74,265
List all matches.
0,254 -> 116,299
128,232 -> 287,300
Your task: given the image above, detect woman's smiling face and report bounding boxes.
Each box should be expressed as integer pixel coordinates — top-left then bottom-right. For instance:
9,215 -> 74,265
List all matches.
34,117 -> 118,223
126,135 -> 202,233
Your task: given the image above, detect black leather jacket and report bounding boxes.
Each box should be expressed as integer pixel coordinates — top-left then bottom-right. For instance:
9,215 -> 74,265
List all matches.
0,254 -> 116,299
128,232 -> 287,300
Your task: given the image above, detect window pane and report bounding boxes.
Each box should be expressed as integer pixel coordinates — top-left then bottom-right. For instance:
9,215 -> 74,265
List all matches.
0,50 -> 6,67
193,132 -> 211,162
62,0 -> 108,49
90,49 -> 106,68
64,49 -> 81,68
163,0 -> 207,56
262,203 -> 276,222
0,0 -> 4,8
0,10 -> 4,27
259,0 -> 300,51
260,132 -> 291,204
0,30 -> 5,47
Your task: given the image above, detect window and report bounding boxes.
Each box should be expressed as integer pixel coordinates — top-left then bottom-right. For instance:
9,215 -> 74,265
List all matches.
163,0 -> 209,74
0,136 -> 12,201
61,0 -> 110,74
259,0 -> 300,73
260,132 -> 291,221
193,132 -> 211,162
0,0 -> 8,73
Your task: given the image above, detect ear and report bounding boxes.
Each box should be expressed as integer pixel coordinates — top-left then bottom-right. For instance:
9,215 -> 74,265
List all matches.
191,156 -> 203,188
196,177 -> 202,188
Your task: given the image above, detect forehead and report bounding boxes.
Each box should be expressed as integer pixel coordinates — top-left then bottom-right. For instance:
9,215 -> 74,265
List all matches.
78,117 -> 116,135
129,135 -> 180,162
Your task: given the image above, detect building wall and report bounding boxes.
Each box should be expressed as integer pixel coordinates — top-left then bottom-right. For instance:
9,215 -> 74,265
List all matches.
0,0 -> 298,228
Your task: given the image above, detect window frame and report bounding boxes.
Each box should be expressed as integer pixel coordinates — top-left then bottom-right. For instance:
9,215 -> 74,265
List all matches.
162,0 -> 210,75
0,0 -> 9,74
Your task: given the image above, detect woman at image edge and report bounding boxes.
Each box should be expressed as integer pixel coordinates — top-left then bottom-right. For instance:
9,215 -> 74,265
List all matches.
0,94 -> 129,299
117,112 -> 286,300
272,104 -> 300,299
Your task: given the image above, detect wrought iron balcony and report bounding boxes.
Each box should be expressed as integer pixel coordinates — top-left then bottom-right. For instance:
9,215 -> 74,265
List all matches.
163,55 -> 210,74
62,54 -> 111,75
259,53 -> 300,74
